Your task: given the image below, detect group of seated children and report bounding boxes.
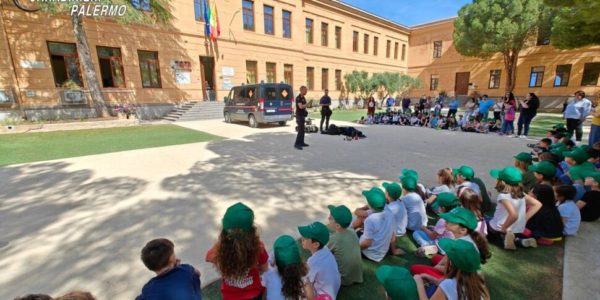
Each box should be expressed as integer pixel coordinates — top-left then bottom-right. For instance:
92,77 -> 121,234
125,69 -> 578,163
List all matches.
360,111 -> 460,131
18,125 -> 598,300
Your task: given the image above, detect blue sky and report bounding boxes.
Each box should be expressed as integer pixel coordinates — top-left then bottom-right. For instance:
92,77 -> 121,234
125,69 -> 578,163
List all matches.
343,0 -> 472,26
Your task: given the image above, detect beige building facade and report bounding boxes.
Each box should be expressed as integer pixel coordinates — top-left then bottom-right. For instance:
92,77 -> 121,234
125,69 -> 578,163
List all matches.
0,0 -> 598,119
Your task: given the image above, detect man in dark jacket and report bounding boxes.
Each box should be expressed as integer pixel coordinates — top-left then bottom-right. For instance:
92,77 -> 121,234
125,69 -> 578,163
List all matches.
517,93 -> 540,138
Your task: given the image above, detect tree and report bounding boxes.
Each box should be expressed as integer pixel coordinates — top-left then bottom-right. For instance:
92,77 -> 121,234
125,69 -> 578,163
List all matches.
35,1 -> 173,117
544,0 -> 600,49
344,71 -> 377,100
453,0 -> 544,93
397,75 -> 421,97
345,71 -> 420,102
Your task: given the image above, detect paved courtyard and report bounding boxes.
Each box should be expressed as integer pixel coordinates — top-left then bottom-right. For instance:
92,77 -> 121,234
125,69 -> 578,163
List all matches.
0,120 -> 597,299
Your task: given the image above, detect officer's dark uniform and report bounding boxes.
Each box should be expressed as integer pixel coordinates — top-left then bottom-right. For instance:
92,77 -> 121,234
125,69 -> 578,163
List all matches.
320,95 -> 332,133
295,94 -> 307,149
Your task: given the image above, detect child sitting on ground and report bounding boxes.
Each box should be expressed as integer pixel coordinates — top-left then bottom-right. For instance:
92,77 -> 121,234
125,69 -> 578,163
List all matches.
458,188 -> 487,236
426,168 -> 455,209
327,204 -> 364,286
413,193 -> 459,257
524,184 -> 564,240
514,152 -> 537,192
137,238 -> 202,300
262,235 -> 313,300
577,172 -> 600,222
400,175 -> 428,232
298,221 -> 341,299
358,187 -> 395,262
382,182 -> 407,255
555,185 -> 581,236
375,266 -> 419,300
206,202 -> 268,300
453,165 -> 481,196
487,167 -> 542,250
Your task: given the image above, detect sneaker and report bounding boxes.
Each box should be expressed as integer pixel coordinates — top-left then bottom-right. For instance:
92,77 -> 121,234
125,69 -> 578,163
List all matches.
521,238 -> 538,248
416,245 -> 438,257
504,230 -> 516,250
520,135 -> 527,138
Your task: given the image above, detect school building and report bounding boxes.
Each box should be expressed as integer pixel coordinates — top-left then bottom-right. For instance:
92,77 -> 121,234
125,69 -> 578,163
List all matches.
0,0 -> 598,120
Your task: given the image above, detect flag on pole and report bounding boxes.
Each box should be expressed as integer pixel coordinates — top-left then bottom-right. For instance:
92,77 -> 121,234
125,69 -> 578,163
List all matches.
202,0 -> 210,36
209,2 -> 219,41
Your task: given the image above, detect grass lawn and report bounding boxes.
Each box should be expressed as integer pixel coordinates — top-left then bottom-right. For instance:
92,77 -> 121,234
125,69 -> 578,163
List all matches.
310,109 -> 565,138
0,125 -> 221,166
202,235 -> 563,300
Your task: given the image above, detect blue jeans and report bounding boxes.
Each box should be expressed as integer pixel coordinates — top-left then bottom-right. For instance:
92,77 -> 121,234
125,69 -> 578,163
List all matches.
501,120 -> 514,134
518,113 -> 535,136
590,124 -> 600,146
413,230 -> 434,247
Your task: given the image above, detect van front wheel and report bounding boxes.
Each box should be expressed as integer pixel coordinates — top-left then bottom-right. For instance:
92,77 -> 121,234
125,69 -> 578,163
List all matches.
248,114 -> 258,128
278,121 -> 287,126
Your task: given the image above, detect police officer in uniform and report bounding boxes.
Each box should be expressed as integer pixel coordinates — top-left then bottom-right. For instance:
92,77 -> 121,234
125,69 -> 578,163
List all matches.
295,86 -> 308,150
320,89 -> 332,133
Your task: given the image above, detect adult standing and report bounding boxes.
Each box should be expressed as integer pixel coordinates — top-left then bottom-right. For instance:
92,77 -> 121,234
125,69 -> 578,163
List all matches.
402,97 -> 412,114
564,91 -> 593,142
478,94 -> 495,121
447,96 -> 460,118
320,89 -> 332,133
294,86 -> 309,150
517,93 -> 540,138
493,97 -> 504,121
418,95 -> 427,114
367,96 -> 376,117
589,99 -> 600,146
386,96 -> 395,112
463,98 -> 477,126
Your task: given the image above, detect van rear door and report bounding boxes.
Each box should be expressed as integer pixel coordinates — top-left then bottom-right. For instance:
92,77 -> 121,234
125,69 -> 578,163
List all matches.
262,85 -> 293,116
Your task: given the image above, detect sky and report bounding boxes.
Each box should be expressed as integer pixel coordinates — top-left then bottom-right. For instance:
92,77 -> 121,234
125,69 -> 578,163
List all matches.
342,0 -> 472,27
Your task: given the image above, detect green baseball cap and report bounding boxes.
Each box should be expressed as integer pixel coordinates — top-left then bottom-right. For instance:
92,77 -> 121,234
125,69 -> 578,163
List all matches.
438,238 -> 480,273
222,202 -> 254,231
298,221 -> 330,246
273,235 -> 302,267
375,265 -> 418,300
514,152 -> 533,164
327,204 -> 352,228
439,207 -> 477,231
490,166 -> 523,186
382,182 -> 402,200
528,161 -> 557,178
432,192 -> 460,211
564,148 -> 589,164
399,176 -> 417,191
401,169 -> 419,180
453,166 -> 475,180
362,187 -> 386,210
583,170 -> 600,184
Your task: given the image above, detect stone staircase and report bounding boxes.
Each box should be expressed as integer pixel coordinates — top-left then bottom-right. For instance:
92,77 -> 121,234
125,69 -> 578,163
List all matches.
162,101 -> 225,122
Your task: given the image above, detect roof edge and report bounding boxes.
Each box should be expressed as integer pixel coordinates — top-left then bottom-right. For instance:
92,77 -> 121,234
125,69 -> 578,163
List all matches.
410,16 -> 458,29
334,1 -> 411,32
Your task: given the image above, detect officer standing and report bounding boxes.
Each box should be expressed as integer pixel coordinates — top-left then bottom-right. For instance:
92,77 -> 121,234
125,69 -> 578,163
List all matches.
320,89 -> 332,133
295,86 -> 309,150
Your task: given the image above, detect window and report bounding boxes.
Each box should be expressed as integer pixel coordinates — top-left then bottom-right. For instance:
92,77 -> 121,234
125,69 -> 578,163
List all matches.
47,41 -> 83,88
266,62 -> 276,83
554,64 -> 571,87
322,68 -> 329,90
335,69 -> 342,90
394,42 -> 399,60
138,50 -> 161,88
529,66 -> 545,87
430,74 -> 439,91
321,22 -> 329,46
401,44 -> 406,61
335,26 -> 341,49
305,18 -> 314,44
264,5 -> 274,35
97,46 -> 125,88
282,10 -> 291,38
489,69 -> 501,89
242,0 -> 254,31
284,64 -> 293,85
433,40 -> 442,58
581,62 -> 600,86
363,34 -> 369,54
306,67 -> 314,90
353,31 -> 359,52
246,60 -> 257,84
386,40 -> 391,58
373,36 -> 378,56
194,0 -> 202,21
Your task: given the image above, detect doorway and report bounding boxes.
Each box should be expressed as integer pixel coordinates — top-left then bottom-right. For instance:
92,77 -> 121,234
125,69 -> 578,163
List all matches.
455,72 -> 470,96
200,56 -> 215,101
